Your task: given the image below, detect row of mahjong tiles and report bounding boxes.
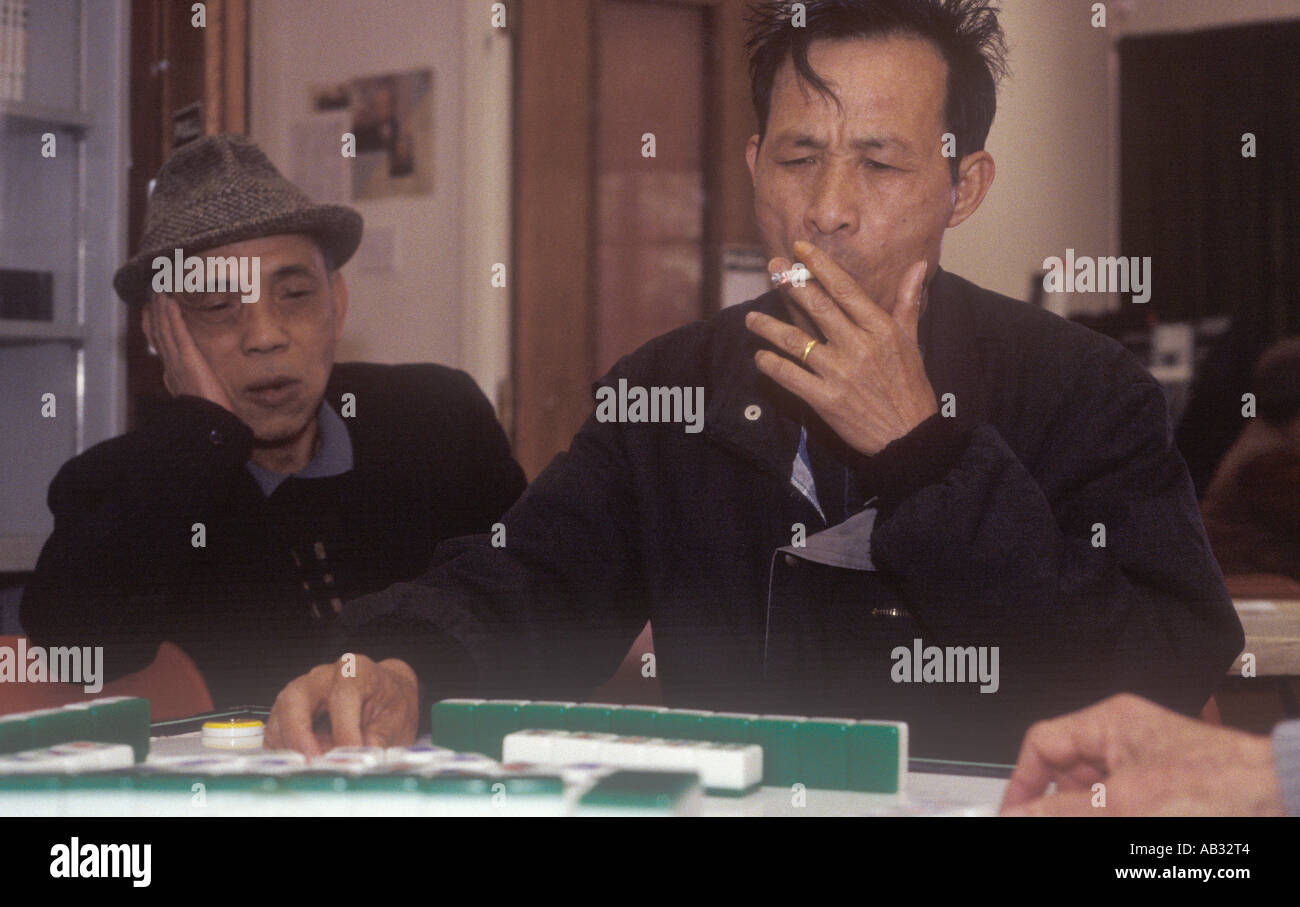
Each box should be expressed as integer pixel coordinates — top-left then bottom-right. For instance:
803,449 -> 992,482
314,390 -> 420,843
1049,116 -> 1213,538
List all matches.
0,698 -> 1009,816
431,700 -> 910,791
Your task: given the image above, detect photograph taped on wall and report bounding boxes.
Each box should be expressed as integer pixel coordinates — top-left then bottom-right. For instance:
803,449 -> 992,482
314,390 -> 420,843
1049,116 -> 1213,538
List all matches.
310,68 -> 434,200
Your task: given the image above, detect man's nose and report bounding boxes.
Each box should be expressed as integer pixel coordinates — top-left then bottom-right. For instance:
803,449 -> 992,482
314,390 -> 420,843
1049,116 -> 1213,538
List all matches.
241,298 -> 290,353
804,161 -> 860,237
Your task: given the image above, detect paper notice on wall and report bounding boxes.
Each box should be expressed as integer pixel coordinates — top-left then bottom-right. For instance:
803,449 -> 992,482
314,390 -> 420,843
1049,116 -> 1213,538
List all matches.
289,113 -> 351,205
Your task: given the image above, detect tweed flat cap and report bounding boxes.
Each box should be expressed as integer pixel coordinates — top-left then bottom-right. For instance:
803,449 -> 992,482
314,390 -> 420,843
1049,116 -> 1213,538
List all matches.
113,133 -> 362,304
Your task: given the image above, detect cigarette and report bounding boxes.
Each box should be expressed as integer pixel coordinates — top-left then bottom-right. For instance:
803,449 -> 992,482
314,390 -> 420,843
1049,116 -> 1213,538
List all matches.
770,263 -> 811,288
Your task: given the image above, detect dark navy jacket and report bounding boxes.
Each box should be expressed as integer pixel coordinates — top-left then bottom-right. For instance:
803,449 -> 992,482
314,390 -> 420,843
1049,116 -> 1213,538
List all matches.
22,363 -> 525,706
346,270 -> 1244,762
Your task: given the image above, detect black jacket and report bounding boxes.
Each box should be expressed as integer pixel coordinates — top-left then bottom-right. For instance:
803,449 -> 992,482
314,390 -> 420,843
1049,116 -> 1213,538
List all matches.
21,362 -> 526,705
345,270 -> 1244,762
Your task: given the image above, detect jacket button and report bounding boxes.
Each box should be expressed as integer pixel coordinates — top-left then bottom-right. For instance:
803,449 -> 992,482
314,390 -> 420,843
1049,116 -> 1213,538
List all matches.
208,429 -> 223,445
783,553 -> 799,567
744,404 -> 761,421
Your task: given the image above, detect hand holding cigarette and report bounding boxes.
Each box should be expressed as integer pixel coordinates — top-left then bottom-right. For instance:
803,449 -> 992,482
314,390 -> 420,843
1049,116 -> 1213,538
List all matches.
745,241 -> 938,456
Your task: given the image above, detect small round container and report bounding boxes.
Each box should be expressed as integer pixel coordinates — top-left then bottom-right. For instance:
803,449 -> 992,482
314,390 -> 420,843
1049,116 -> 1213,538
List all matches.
201,718 -> 265,750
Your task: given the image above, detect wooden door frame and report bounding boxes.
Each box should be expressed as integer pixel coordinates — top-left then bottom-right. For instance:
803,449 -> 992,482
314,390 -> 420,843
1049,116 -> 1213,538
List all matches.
512,0 -> 754,479
512,0 -> 598,478
125,0 -> 248,428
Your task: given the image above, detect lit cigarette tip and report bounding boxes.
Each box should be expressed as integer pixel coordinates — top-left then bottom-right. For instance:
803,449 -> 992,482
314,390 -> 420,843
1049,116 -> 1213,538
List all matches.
770,265 -> 809,288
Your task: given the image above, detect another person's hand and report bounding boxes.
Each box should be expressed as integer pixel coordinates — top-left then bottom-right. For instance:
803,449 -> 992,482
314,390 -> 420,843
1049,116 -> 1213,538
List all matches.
744,242 -> 937,456
1000,693 -> 1285,816
265,654 -> 420,756
143,294 -> 237,412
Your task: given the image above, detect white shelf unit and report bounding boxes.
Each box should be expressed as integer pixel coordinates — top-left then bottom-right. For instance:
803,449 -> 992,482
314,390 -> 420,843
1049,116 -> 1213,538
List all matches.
0,0 -> 128,572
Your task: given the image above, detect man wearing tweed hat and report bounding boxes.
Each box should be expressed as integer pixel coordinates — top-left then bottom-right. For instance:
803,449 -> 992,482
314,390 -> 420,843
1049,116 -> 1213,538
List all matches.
21,134 -> 526,706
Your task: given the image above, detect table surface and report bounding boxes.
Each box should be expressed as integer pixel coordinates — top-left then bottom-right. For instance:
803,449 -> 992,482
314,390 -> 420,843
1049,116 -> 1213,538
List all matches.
1233,598 -> 1300,676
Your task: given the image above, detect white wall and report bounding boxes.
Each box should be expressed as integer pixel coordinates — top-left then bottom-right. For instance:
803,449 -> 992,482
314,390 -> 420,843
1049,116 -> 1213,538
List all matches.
250,0 -> 512,411
941,0 -> 1300,312
940,0 -> 1113,309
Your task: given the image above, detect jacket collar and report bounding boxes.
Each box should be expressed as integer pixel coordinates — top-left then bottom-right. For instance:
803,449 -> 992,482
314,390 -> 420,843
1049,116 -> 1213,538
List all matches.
704,266 -> 990,478
918,267 -> 995,435
246,400 -> 354,496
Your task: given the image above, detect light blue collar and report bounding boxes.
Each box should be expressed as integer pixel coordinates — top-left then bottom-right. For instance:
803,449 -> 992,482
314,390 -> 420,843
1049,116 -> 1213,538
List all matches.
246,401 -> 354,496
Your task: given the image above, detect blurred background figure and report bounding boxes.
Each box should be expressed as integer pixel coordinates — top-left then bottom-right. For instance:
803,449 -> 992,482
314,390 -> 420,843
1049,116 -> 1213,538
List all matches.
1202,337 -> 1300,585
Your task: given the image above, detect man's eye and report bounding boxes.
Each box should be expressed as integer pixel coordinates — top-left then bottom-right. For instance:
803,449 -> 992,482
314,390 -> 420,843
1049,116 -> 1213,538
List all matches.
866,160 -> 893,171
779,157 -> 813,167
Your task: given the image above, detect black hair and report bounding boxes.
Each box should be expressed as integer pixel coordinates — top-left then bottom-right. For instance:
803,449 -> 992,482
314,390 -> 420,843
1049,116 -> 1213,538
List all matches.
745,0 -> 1009,182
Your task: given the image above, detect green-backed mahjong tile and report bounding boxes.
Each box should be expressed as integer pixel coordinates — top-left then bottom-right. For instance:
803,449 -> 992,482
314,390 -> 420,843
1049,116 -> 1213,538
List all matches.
797,719 -> 851,790
87,698 -> 151,762
655,710 -> 713,741
847,722 -> 903,794
203,774 -> 281,795
280,772 -> 351,794
494,775 -> 565,797
430,699 -> 483,751
0,716 -> 34,755
24,709 -> 85,750
421,775 -> 494,797
132,773 -> 206,794
563,704 -> 614,733
0,772 -> 61,794
516,702 -> 574,732
349,774 -> 422,795
578,770 -> 698,810
698,713 -> 756,745
748,716 -> 804,787
473,701 -> 528,760
609,706 -> 665,737
60,772 -> 136,795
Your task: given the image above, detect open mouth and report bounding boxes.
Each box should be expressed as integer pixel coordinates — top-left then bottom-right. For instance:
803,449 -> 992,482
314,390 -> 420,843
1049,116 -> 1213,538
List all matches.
244,377 -> 300,406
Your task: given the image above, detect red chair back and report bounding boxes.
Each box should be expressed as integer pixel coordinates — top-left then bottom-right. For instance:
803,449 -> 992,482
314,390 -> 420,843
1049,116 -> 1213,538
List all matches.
0,636 -> 213,721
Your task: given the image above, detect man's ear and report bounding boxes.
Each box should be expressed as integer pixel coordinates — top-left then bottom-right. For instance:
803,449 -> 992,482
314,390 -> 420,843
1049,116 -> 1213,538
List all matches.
140,298 -> 159,354
329,271 -> 348,340
745,134 -> 761,186
947,150 -> 995,229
